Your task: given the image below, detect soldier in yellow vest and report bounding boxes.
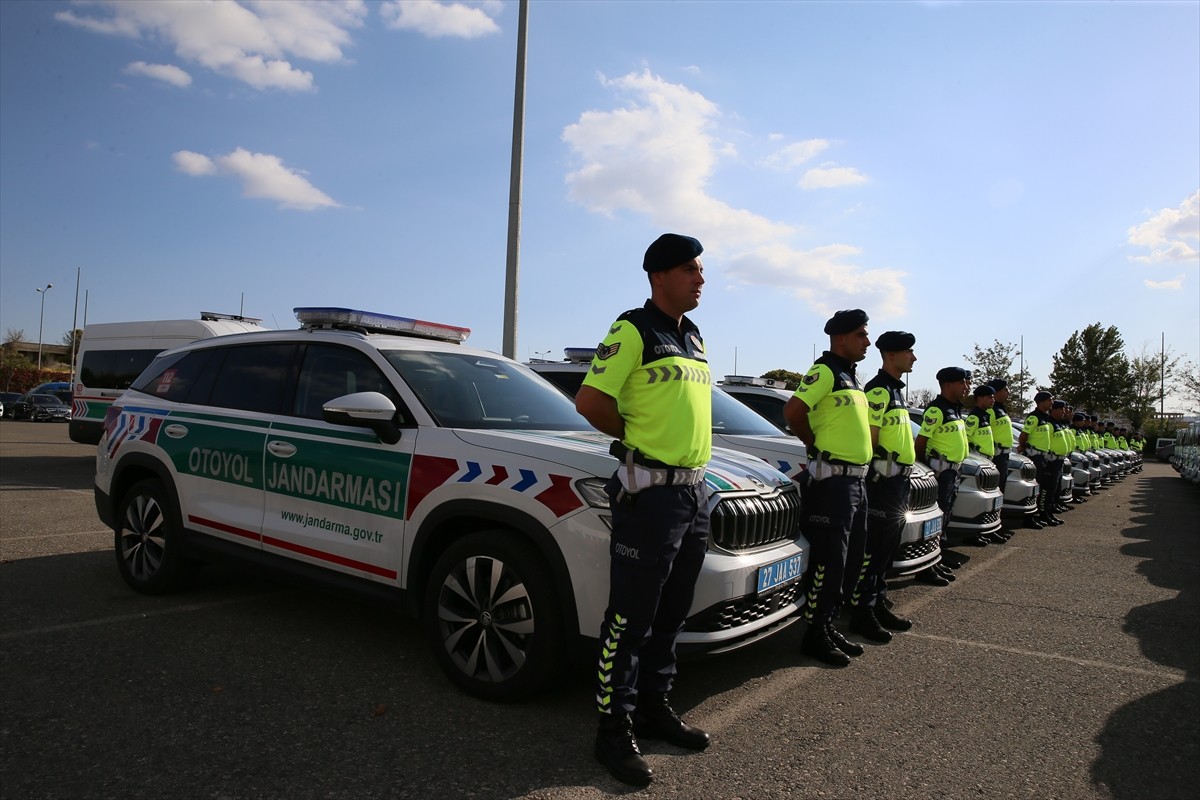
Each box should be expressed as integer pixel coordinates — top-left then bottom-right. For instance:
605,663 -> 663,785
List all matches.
916,367 -> 974,559
785,309 -> 873,668
1019,391 -> 1063,526
577,233 -> 712,786
966,384 -> 1008,542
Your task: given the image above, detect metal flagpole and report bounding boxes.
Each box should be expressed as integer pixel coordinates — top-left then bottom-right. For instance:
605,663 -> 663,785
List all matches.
501,0 -> 529,359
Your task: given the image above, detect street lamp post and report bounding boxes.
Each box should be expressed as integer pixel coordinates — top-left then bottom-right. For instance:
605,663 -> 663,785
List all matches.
36,283 -> 53,373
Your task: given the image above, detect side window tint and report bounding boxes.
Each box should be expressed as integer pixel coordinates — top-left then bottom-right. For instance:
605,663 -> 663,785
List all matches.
207,344 -> 298,414
131,350 -> 215,404
293,344 -> 405,421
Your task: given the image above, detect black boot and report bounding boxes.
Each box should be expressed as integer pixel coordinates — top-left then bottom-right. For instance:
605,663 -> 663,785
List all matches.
595,714 -> 653,786
848,605 -> 892,643
827,623 -> 865,656
874,603 -> 913,631
916,566 -> 950,586
801,623 -> 851,667
935,563 -> 957,581
1027,515 -> 1045,530
633,692 -> 710,751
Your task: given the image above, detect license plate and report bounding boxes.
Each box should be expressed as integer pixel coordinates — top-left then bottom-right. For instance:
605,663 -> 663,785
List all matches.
922,516 -> 942,540
992,496 -> 1004,511
757,553 -> 804,593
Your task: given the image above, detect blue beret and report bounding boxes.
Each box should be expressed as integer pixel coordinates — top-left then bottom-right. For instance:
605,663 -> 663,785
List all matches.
986,378 -> 1008,390
1051,399 -> 1067,409
936,366 -> 970,383
1034,391 -> 1052,403
973,384 -> 995,397
643,233 -> 703,272
824,308 -> 869,335
1073,412 -> 1086,421
875,330 -> 915,351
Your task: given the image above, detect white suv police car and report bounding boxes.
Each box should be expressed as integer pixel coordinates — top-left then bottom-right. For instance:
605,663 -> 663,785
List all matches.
532,355 -> 944,578
95,309 -> 807,701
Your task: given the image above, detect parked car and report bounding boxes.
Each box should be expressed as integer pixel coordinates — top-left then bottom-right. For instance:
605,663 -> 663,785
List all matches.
96,307 -> 808,701
26,381 -> 73,405
11,393 -> 72,422
0,391 -> 22,418
532,354 -> 944,578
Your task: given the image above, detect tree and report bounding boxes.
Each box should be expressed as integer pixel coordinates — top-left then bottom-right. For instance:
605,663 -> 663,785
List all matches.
1048,324 -> 1130,414
1177,361 -> 1200,414
1124,344 -> 1182,429
761,369 -> 804,390
60,328 -> 83,350
963,339 -> 1035,411
909,388 -> 937,408
4,328 -> 24,345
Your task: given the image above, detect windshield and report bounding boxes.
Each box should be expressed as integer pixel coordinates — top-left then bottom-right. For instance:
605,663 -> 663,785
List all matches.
385,350 -> 591,431
711,387 -> 786,436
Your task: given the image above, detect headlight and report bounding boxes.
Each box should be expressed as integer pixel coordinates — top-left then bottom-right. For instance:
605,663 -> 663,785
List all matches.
959,459 -> 981,476
576,477 -> 611,509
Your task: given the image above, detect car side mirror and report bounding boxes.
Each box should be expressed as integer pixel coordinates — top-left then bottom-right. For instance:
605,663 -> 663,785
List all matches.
322,391 -> 402,445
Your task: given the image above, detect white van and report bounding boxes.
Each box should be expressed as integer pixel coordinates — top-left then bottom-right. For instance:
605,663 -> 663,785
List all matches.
69,312 -> 268,444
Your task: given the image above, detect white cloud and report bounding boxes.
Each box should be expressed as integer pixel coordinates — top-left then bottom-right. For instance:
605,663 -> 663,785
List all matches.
725,244 -> 908,318
1127,190 -> 1200,264
761,139 -> 830,170
379,0 -> 501,38
56,1 -> 368,91
1144,275 -> 1185,290
562,70 -> 904,316
563,70 -> 792,249
799,165 -> 869,190
124,61 -> 192,87
172,147 -> 339,210
172,150 -> 216,176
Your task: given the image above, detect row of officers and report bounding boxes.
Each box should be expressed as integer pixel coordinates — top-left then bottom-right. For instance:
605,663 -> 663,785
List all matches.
577,234 -> 1139,786
784,307 -> 1142,669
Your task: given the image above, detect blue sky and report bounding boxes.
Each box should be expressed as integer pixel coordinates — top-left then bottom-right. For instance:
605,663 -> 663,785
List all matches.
2,0 -> 1198,407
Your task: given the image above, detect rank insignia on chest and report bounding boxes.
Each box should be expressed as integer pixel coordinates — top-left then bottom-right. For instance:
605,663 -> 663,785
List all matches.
689,333 -> 705,355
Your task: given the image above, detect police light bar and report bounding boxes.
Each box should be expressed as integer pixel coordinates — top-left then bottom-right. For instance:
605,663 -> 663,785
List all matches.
563,347 -> 595,363
294,307 -> 471,343
723,374 -> 786,388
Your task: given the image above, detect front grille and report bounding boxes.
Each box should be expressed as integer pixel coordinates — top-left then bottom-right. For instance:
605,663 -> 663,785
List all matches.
1013,494 -> 1036,508
974,462 -> 1000,491
895,537 -> 939,562
908,471 -> 938,511
684,581 -> 801,632
710,486 -> 801,551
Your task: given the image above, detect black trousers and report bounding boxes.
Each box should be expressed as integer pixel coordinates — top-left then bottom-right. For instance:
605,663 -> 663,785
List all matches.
1031,454 -> 1059,513
993,451 -> 1010,495
799,473 -> 867,627
934,467 -> 961,544
846,472 -> 909,609
595,476 -> 710,718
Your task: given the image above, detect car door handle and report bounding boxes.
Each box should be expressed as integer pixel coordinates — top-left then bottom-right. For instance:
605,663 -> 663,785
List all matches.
267,441 -> 297,458
163,424 -> 188,439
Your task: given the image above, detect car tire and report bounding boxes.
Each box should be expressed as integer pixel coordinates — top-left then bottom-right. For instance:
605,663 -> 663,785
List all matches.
424,532 -> 563,702
113,478 -> 192,595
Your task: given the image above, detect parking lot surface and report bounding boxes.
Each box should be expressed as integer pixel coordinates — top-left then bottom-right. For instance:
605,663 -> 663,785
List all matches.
1,420 -> 1197,799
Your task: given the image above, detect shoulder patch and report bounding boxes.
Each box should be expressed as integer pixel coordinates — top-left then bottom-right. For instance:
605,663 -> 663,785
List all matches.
869,400 -> 886,411
802,373 -> 819,385
596,342 -> 620,360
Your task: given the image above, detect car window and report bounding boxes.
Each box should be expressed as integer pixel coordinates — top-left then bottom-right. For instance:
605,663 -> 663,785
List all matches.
293,343 -> 409,423
81,349 -> 162,391
386,350 -> 589,431
538,370 -> 585,397
132,349 -> 218,404
730,391 -> 790,433
711,388 -> 784,435
205,344 -> 298,414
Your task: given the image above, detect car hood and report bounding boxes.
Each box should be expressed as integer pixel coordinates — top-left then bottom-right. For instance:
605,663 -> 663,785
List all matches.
450,429 -> 794,494
712,432 -> 808,477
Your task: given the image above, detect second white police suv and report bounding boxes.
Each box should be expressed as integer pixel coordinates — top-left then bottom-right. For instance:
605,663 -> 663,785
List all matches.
94,308 -> 808,700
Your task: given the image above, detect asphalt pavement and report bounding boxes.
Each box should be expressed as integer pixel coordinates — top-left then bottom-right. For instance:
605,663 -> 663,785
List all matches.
1,420 -> 1196,800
